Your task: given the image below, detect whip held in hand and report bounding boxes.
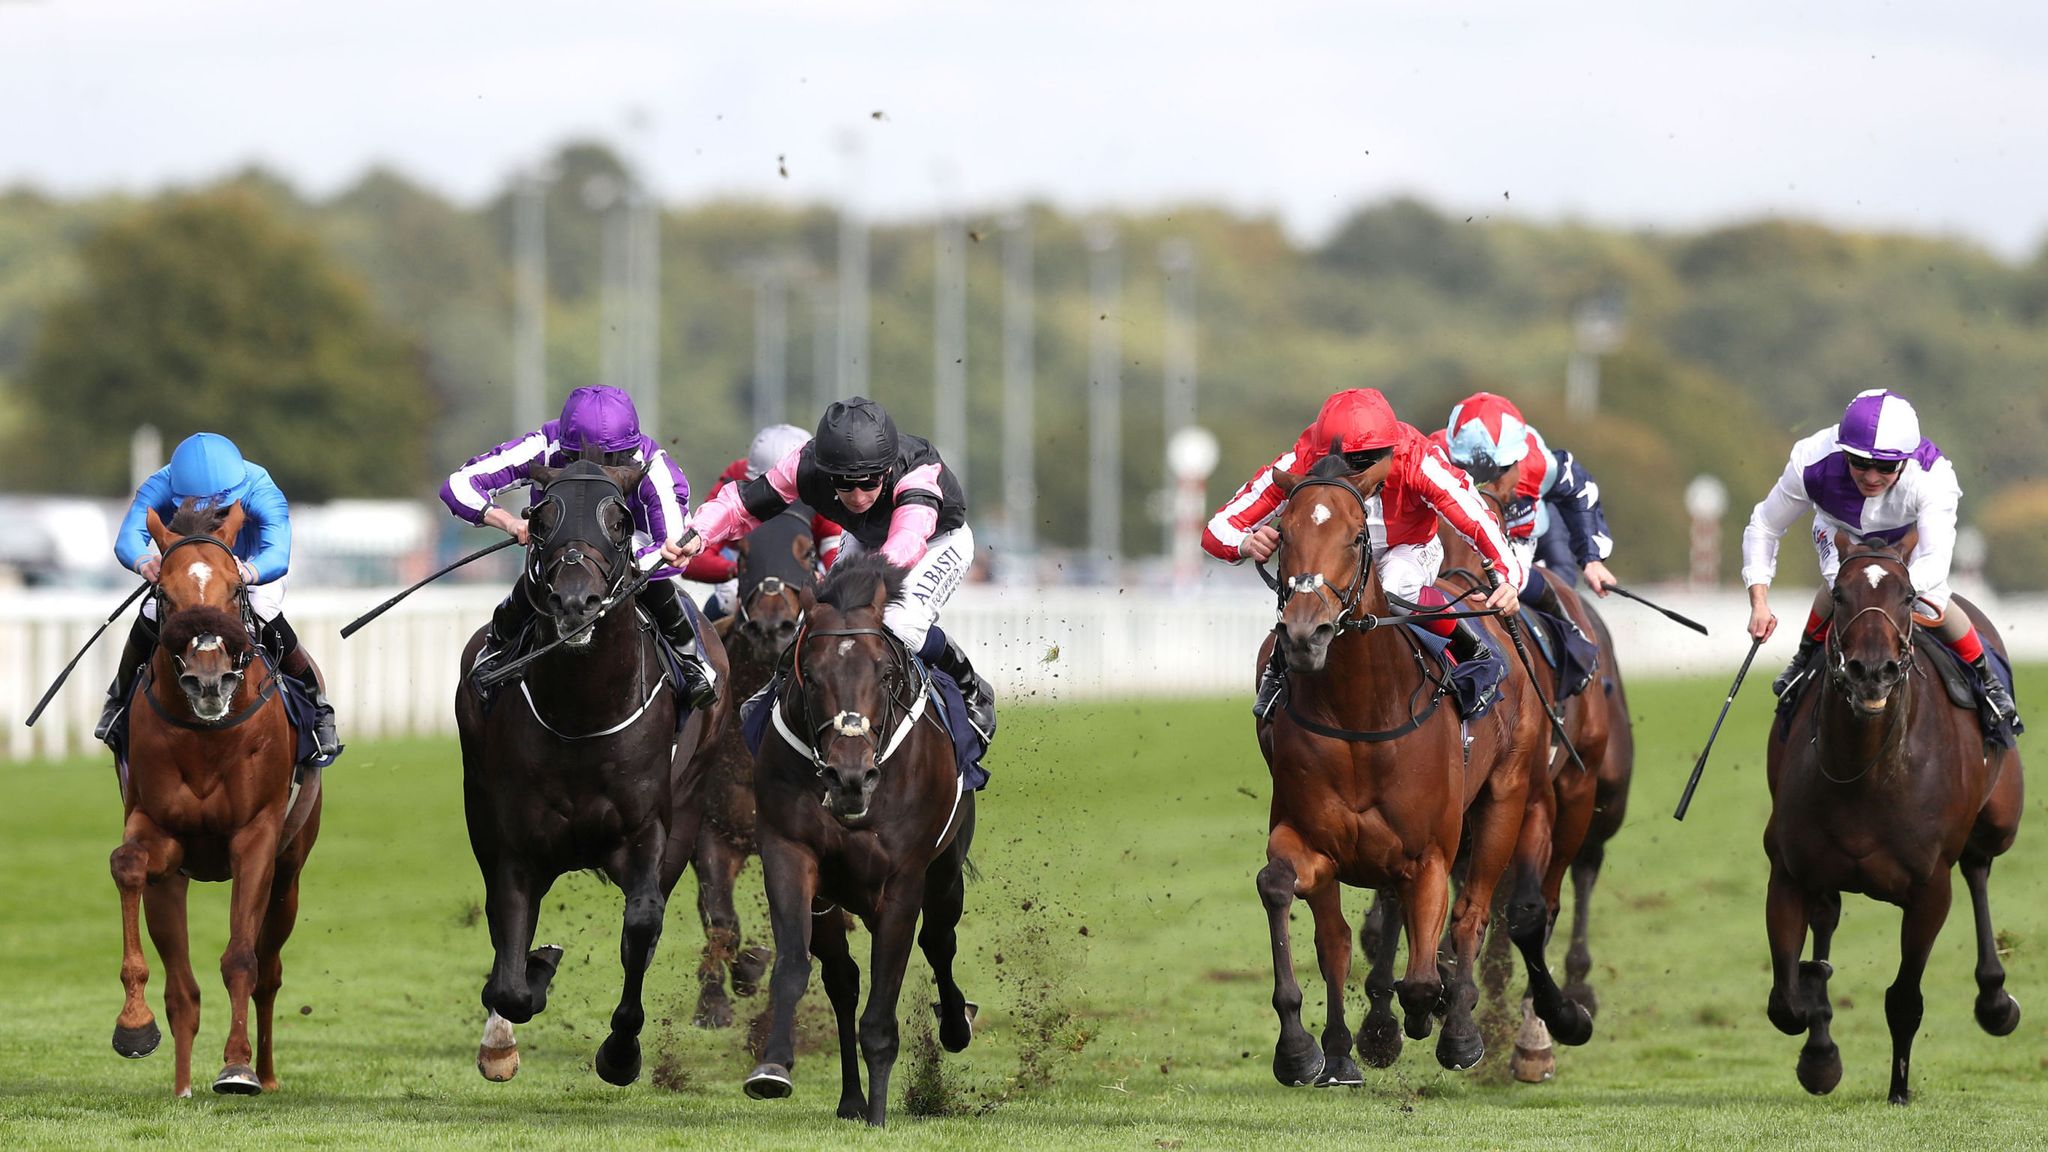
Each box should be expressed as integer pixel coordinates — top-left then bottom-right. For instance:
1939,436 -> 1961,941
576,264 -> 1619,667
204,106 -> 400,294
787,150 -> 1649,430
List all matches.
1607,585 -> 1709,636
25,581 -> 151,728
340,537 -> 518,639
1674,635 -> 1764,821
1498,608 -> 1591,777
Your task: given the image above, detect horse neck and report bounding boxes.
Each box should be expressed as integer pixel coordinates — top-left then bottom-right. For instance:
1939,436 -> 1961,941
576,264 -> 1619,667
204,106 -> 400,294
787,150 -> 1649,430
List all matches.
1814,657 -> 1915,787
528,601 -> 652,708
1292,574 -> 1415,727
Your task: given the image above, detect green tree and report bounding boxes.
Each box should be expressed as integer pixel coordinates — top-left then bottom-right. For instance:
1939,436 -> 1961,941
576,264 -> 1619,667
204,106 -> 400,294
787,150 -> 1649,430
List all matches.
10,187 -> 431,501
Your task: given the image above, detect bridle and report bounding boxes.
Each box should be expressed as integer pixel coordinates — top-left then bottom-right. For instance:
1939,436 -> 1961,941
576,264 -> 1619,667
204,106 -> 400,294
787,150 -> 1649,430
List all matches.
1272,475 -> 1380,632
735,575 -> 804,633
770,621 -> 930,779
1815,549 -> 1916,784
147,530 -> 277,728
156,532 -> 258,680
521,472 -> 636,614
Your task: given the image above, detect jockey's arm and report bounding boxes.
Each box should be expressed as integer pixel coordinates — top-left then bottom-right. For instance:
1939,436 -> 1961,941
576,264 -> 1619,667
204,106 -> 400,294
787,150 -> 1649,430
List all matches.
238,467 -> 293,584
1202,451 -> 1294,563
1542,449 -> 1617,593
1740,457 -> 1813,640
440,430 -> 548,530
1905,465 -> 1962,600
1416,450 -> 1525,609
637,449 -> 692,568
114,470 -> 174,576
681,445 -> 801,558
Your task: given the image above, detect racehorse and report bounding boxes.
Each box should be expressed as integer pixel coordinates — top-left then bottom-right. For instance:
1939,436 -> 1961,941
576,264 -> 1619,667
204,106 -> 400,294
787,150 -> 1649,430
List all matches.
109,501 -> 320,1096
1256,464 -> 1589,1087
742,554 -> 976,1127
455,456 -> 729,1084
692,506 -> 817,1028
1434,496 -> 1634,1081
1764,536 -> 2023,1105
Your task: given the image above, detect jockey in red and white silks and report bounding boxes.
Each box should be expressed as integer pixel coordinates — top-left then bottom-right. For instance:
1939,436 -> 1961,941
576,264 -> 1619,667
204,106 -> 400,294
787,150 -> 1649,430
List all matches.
1440,391 -> 1617,596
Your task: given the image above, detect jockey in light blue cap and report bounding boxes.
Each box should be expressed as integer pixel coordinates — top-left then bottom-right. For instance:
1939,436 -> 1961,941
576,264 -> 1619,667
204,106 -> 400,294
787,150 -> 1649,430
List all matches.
99,432 -> 340,756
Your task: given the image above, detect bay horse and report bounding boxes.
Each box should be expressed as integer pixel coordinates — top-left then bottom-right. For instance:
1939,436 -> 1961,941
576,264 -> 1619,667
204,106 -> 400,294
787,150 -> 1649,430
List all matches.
1433,499 -> 1633,1081
109,501 -> 320,1097
1256,465 -> 1589,1087
1764,537 -> 2023,1105
455,457 -> 729,1084
743,554 -> 976,1127
692,506 -> 817,1028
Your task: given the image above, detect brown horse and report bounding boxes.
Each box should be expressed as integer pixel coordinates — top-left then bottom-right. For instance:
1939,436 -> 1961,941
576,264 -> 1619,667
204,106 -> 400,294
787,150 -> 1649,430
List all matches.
692,507 -> 817,1028
109,501 -> 320,1097
1256,465 -> 1587,1086
743,555 -> 976,1126
1764,538 -> 2023,1104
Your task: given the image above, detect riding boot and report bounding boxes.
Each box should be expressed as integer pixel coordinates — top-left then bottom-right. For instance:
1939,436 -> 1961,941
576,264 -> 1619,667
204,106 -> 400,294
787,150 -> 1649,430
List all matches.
270,616 -> 340,759
1526,575 -> 1587,641
1772,634 -> 1821,698
640,578 -> 719,712
1252,643 -> 1286,721
1447,617 -> 1498,666
94,616 -> 155,744
924,630 -> 997,744
471,588 -> 538,683
1968,653 -> 2021,730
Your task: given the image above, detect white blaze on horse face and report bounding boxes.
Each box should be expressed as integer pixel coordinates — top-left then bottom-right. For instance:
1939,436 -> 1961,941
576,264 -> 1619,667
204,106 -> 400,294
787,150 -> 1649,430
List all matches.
838,638 -> 854,657
1864,566 -> 1887,590
1311,503 -> 1332,526
188,561 -> 213,598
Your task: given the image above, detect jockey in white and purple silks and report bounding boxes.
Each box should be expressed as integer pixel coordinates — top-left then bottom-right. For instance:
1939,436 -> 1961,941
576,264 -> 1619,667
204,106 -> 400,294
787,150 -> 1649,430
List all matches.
100,432 -> 339,757
440,385 -> 717,711
680,396 -> 996,742
1742,388 -> 2018,725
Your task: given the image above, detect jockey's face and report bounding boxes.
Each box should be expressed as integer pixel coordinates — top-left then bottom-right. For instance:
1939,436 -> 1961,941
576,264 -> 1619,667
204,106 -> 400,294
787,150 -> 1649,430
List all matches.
833,473 -> 885,514
1845,453 -> 1904,498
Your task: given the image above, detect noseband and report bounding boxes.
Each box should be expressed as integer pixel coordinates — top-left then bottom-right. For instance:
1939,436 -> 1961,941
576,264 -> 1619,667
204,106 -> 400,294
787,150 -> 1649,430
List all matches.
1825,551 -> 1917,688
1272,476 -> 1379,632
770,622 -> 930,779
156,532 -> 257,677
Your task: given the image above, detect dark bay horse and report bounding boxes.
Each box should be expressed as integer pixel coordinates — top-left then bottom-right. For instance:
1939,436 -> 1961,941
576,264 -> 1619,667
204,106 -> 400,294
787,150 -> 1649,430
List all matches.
455,458 -> 729,1084
110,502 -> 320,1096
692,506 -> 817,1028
743,554 -> 976,1127
1764,538 -> 2023,1104
1256,466 -> 1588,1087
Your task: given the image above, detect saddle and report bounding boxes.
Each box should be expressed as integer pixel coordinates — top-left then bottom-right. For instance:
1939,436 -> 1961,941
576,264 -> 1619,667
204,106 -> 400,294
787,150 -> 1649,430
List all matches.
1516,603 -> 1601,702
1773,633 -> 2020,750
1275,622 -> 1506,746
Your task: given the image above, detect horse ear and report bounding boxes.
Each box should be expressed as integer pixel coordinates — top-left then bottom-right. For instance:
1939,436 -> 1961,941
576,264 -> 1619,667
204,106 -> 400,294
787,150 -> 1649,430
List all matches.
1273,469 -> 1301,495
869,576 -> 891,616
798,586 -> 816,614
528,465 -> 560,488
145,507 -> 171,548
579,440 -> 603,464
603,461 -> 649,495
217,502 -> 246,545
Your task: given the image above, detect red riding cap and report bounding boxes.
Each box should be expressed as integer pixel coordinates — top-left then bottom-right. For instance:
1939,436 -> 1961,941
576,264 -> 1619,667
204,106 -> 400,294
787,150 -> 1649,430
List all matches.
1307,388 -> 1402,456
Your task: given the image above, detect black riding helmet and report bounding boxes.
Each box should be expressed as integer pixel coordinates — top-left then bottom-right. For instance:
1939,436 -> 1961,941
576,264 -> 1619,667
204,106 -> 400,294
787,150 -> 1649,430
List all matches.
813,397 -> 898,477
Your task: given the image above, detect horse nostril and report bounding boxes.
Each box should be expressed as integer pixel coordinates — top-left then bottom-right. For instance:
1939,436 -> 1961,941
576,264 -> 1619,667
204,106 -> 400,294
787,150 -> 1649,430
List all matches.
179,675 -> 201,696
1882,660 -> 1901,682
862,767 -> 880,790
1846,659 -> 1866,681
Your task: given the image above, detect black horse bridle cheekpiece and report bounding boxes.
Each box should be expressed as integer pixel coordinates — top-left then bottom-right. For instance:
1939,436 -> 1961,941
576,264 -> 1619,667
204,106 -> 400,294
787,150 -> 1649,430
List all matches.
1272,475 -> 1382,633
522,464 -> 636,612
769,622 -> 931,780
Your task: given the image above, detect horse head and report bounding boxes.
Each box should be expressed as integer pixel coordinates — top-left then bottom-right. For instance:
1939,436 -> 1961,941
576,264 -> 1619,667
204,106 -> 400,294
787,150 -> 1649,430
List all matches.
792,555 -> 909,825
525,452 -> 646,650
1271,452 -> 1384,674
146,500 -> 255,722
736,509 -> 816,653
1828,535 -> 1918,718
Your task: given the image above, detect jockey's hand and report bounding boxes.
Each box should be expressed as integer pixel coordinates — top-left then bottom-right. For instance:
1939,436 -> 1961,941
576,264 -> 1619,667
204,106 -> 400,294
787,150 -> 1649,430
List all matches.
1746,584 -> 1777,642
482,506 -> 529,546
236,559 -> 257,586
1484,580 -> 1520,615
674,532 -> 706,562
1581,560 -> 1617,597
137,556 -> 161,583
1238,525 -> 1279,563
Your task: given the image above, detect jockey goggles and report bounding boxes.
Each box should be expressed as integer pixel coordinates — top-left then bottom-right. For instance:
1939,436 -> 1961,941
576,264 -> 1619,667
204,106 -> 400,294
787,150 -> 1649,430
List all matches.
1338,447 -> 1393,474
1843,451 -> 1903,475
831,473 -> 884,492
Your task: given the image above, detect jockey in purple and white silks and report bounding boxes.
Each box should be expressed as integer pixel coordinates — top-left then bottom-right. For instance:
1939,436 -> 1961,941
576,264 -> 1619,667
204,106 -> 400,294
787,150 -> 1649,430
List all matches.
1742,388 -> 2017,725
99,432 -> 339,756
440,385 -> 717,711
682,396 -> 996,742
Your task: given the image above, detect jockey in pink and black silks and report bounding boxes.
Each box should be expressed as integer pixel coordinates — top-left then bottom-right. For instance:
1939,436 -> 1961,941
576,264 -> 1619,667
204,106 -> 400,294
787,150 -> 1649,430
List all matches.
1742,388 -> 2018,726
440,385 -> 717,711
1203,388 -> 1525,720
682,396 -> 995,742
99,432 -> 339,757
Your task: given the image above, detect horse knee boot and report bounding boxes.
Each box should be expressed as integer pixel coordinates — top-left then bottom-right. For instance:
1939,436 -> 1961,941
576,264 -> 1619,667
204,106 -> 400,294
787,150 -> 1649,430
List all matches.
95,616 -> 156,744
639,579 -> 718,712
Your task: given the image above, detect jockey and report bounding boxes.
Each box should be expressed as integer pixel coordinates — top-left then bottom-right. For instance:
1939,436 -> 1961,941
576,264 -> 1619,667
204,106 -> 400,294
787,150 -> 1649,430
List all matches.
681,396 -> 994,741
100,432 -> 339,757
1204,388 -> 1525,719
701,423 -> 846,618
1440,391 -> 1617,626
440,385 -> 717,712
1743,389 -> 2018,726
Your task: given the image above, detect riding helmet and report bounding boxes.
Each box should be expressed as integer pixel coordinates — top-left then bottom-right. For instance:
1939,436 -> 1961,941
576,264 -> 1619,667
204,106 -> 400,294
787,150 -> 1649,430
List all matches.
1836,389 -> 1922,462
813,397 -> 898,477
1445,392 -> 1531,480
557,386 -> 644,454
167,432 -> 248,501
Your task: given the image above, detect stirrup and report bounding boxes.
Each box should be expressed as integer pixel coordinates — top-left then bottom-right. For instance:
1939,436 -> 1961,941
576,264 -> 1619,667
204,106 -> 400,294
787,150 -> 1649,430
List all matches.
679,658 -> 719,712
1251,669 -> 1285,720
95,698 -> 125,744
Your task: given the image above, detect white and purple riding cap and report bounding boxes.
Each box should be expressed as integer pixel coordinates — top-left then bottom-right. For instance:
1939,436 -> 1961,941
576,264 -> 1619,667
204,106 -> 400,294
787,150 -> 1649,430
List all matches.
558,385 -> 642,454
1836,389 -> 1921,461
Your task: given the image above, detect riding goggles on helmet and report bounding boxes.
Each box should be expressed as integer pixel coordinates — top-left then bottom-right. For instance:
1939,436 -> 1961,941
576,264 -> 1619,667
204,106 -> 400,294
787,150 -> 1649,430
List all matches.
1843,451 -> 1903,476
832,473 -> 884,492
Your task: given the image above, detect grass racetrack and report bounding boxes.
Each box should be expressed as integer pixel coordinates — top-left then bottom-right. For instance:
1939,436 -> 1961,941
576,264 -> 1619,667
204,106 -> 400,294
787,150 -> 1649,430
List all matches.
3,672 -> 2045,1150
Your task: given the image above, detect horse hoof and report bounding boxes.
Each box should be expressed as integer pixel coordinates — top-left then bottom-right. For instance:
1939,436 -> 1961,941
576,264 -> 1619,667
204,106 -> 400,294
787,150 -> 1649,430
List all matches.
525,945 -> 565,1006
1357,1014 -> 1403,1069
1436,1027 -> 1485,1072
1546,1000 -> 1594,1047
212,1065 -> 263,1095
595,1033 -> 641,1086
1271,1034 -> 1325,1087
836,1095 -> 868,1121
477,1043 -> 520,1082
694,988 -> 734,1030
732,946 -> 772,997
933,1000 -> 977,1053
1888,1089 -> 1912,1107
1562,981 -> 1599,1019
745,1063 -> 794,1100
112,1020 -> 161,1059
1796,1043 -> 1842,1096
1313,1053 -> 1364,1087
1976,991 -> 2022,1037
1512,1043 -> 1555,1083
1401,1011 -> 1435,1041
1766,989 -> 1806,1036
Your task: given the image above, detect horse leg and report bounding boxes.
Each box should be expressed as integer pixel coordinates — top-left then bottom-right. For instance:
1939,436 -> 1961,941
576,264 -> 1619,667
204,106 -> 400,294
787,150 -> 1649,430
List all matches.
1304,883 -> 1361,1086
856,883 -> 925,1127
108,820 -> 179,1069
692,824 -> 744,1029
1765,859 -> 1840,1094
142,873 -> 200,1098
1502,785 -> 1559,1082
595,834 -> 669,1087
1885,873 -> 1953,1105
921,808 -> 977,1054
477,864 -> 555,1082
744,833 -> 818,1100
1393,849 -> 1451,1048
1257,827 -> 1331,1086
252,856 -> 305,1093
1964,758 -> 2023,1037
1357,890 -> 1403,1068
1562,840 -> 1603,1016
812,908 -> 867,1120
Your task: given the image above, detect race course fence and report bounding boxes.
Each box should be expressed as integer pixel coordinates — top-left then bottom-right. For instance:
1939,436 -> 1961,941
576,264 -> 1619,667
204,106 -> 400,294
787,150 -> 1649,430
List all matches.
5,583 -> 2045,763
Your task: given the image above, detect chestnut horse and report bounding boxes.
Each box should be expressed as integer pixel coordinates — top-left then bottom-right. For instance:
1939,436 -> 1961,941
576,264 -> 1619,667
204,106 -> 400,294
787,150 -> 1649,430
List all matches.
692,507 -> 817,1028
1764,538 -> 2023,1104
456,458 -> 729,1084
109,501 -> 320,1096
743,555 -> 976,1127
1256,465 -> 1588,1086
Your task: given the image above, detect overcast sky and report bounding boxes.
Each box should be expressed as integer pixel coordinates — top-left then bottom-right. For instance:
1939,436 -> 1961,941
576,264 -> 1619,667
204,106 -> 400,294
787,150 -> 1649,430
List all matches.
5,0 -> 2045,256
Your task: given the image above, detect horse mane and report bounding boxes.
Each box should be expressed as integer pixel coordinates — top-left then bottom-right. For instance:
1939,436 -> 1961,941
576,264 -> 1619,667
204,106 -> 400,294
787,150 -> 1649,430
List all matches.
167,499 -> 234,537
816,552 -> 906,613
1307,453 -> 1353,480
158,605 -> 252,657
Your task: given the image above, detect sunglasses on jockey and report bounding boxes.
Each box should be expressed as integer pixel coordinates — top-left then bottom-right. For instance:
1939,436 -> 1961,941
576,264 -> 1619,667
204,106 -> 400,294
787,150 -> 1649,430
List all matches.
1334,446 -> 1394,475
831,472 -> 885,492
1843,451 -> 1904,476
1452,451 -> 1507,484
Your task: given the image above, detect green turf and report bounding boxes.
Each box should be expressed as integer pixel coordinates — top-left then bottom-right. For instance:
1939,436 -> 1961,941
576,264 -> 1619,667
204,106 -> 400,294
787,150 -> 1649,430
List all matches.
3,672 -> 2046,1150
